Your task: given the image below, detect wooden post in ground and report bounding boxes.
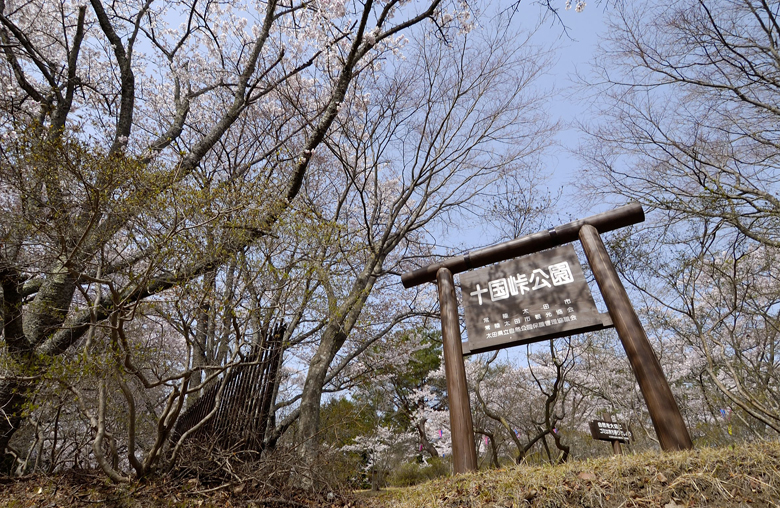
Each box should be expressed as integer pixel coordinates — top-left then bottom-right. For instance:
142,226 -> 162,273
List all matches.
579,225 -> 693,451
604,413 -> 623,455
437,267 -> 478,473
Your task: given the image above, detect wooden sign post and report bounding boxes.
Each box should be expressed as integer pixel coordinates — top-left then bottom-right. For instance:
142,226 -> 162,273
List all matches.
401,204 -> 693,473
579,225 -> 692,451
437,267 -> 478,473
589,416 -> 631,455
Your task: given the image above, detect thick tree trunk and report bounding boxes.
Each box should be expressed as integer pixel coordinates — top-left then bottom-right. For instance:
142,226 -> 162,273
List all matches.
0,380 -> 30,473
297,331 -> 338,473
0,263 -> 79,469
297,261 -> 381,486
415,419 -> 439,458
370,469 -> 382,491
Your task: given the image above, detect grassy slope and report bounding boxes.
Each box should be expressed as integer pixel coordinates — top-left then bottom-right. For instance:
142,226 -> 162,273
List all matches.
361,442 -> 780,508
2,443 -> 779,506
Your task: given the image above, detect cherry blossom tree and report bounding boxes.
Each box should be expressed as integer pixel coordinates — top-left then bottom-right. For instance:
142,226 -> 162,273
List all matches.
284,15 -> 557,471
0,0 -> 475,474
0,0 -> 567,482
576,0 -> 780,440
608,227 -> 780,439
579,0 -> 780,248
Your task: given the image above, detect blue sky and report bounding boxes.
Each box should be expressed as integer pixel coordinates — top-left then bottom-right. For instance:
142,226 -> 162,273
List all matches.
446,3 -> 618,354
538,3 -> 607,188
443,2 -> 610,254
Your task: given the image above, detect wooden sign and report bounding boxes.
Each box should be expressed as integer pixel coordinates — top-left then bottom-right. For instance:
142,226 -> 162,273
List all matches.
400,204 -> 693,474
589,420 -> 632,442
459,244 -> 610,355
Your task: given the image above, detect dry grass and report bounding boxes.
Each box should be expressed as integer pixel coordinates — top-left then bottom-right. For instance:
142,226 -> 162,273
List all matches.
359,441 -> 780,508
2,443 -> 780,506
0,469 -> 331,507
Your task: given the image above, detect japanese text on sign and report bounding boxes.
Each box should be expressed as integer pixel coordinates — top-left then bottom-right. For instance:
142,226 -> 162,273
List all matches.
589,420 -> 632,442
459,244 -> 603,353
469,261 -> 575,305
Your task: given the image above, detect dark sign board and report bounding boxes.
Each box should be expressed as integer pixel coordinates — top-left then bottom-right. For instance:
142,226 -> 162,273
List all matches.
460,244 -> 608,355
589,420 -> 632,442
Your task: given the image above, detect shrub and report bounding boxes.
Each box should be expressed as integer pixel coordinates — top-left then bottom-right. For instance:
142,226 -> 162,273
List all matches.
388,457 -> 451,487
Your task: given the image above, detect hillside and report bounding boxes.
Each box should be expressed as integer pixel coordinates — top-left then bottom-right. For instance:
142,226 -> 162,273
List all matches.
360,442 -> 780,508
1,442 -> 779,507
